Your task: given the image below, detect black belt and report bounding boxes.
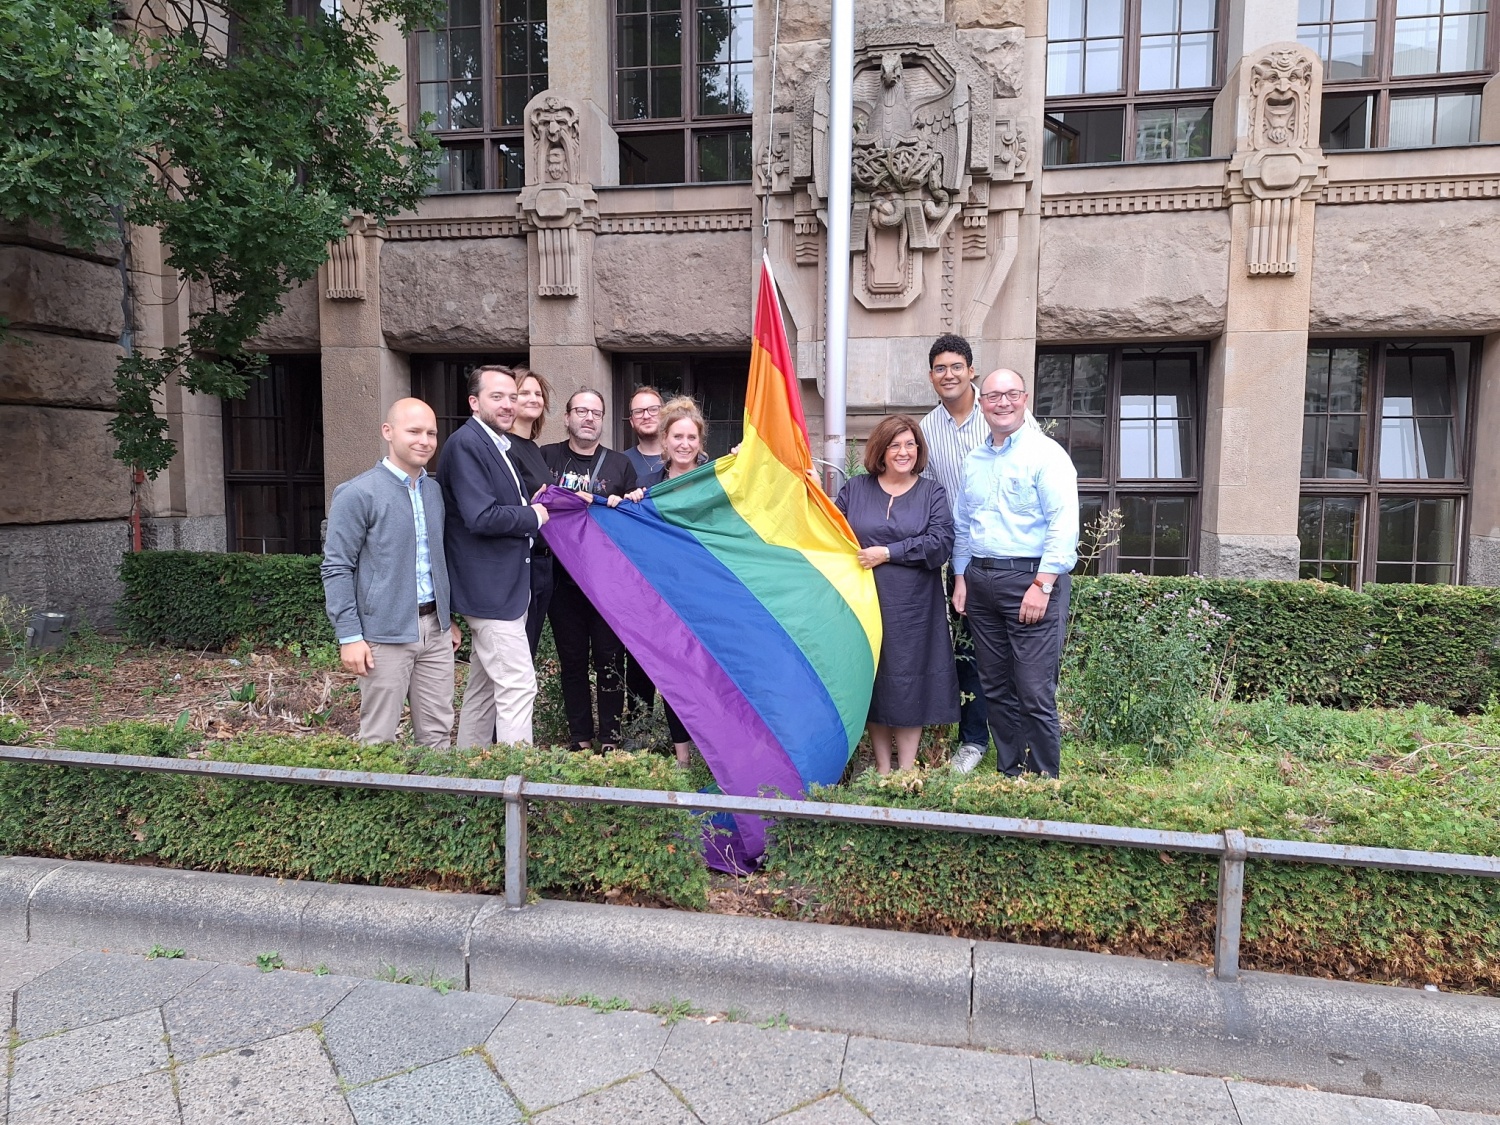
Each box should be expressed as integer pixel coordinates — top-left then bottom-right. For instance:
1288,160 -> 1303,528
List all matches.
969,557 -> 1041,573
417,601 -> 438,617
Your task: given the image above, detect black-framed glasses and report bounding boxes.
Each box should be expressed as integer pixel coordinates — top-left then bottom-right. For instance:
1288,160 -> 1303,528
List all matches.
931,362 -> 969,376
629,405 -> 662,418
569,407 -> 605,419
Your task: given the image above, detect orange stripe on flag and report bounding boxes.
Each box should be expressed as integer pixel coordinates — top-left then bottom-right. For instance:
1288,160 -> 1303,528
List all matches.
747,257 -> 812,474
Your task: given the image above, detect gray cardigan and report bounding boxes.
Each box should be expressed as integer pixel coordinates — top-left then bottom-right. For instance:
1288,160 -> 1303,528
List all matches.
321,463 -> 452,644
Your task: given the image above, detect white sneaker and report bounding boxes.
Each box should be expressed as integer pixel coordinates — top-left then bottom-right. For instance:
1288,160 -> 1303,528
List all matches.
951,743 -> 985,774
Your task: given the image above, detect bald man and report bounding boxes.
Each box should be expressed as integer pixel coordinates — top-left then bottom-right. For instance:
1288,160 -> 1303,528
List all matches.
321,398 -> 461,746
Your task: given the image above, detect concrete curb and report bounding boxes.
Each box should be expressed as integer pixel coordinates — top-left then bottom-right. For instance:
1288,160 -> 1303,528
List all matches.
4,856 -> 1497,1112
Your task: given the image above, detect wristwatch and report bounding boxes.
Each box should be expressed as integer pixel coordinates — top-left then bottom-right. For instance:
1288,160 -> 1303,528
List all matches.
1032,577 -> 1055,595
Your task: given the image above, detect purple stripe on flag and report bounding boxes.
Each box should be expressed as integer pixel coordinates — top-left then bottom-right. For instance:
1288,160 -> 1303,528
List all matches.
540,490 -> 805,862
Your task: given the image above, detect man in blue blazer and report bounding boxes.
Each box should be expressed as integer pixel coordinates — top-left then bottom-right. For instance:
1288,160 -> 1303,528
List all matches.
435,364 -> 551,746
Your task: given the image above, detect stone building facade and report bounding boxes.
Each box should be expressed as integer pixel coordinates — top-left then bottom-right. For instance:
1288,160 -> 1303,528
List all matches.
6,0 -> 1500,623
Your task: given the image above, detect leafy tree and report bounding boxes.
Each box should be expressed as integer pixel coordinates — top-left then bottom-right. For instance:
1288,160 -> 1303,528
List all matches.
0,0 -> 438,476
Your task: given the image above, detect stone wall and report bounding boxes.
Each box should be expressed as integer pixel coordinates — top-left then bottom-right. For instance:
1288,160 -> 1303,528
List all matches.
379,237 -> 531,350
592,231 -> 753,350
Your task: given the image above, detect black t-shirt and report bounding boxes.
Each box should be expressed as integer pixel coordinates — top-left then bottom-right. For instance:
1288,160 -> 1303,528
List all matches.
507,433 -> 555,499
541,442 -> 637,499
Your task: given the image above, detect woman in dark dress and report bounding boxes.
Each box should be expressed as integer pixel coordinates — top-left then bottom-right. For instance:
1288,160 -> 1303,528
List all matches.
506,366 -> 557,655
835,414 -> 959,774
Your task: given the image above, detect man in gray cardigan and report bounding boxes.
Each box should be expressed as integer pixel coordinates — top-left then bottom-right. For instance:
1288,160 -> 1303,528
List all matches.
322,399 -> 461,746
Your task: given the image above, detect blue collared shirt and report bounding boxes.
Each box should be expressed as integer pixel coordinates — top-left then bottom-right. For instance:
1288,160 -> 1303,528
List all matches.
952,423 -> 1080,576
337,458 -> 436,645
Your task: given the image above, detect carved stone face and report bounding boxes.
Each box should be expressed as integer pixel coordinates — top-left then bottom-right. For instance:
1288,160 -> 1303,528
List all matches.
545,148 -> 566,181
880,52 -> 902,87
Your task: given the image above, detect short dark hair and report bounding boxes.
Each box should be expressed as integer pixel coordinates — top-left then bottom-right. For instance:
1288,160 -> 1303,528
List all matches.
565,387 -> 607,414
468,364 -> 515,398
928,333 -> 973,371
630,385 -> 664,405
863,415 -> 928,477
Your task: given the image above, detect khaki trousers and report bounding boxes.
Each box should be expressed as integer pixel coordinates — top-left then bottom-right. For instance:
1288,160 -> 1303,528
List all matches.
457,614 -> 536,747
357,612 -> 456,748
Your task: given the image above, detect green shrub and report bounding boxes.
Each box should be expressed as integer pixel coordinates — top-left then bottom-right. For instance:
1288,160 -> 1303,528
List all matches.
769,707 -> 1500,990
117,551 -> 326,650
1063,585 -> 1229,759
1069,575 -> 1500,711
0,723 -> 709,908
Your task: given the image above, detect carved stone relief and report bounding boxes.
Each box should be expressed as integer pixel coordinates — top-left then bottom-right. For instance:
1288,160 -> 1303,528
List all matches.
780,25 -> 1026,311
517,91 -> 599,298
1227,45 -> 1326,277
324,214 -> 370,300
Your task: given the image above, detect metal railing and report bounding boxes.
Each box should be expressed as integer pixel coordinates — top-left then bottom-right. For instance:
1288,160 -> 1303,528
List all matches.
3,744 -> 1497,982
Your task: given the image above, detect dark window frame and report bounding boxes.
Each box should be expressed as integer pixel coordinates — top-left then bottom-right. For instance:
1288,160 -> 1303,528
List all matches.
410,352 -> 528,468
1035,343 -> 1208,575
1298,337 -> 1478,587
409,0 -> 547,193
222,355 -> 326,555
1043,0 -> 1227,167
609,0 -> 754,184
1301,0 -> 1498,150
611,351 -> 750,457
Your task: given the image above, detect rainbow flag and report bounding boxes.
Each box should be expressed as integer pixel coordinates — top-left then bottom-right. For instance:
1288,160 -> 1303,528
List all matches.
538,256 -> 881,868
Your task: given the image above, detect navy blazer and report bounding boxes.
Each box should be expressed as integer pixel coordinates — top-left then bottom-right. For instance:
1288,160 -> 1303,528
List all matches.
435,416 -> 542,621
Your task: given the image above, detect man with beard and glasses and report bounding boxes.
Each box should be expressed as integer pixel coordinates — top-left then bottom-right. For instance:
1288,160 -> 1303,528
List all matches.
542,389 -> 638,751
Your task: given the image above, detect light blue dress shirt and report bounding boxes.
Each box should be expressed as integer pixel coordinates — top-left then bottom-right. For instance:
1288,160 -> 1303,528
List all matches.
952,423 -> 1080,577
337,458 -> 435,645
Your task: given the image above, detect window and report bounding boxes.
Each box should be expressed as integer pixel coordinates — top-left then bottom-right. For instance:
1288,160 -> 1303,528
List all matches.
1299,0 -> 1494,150
1034,346 -> 1204,574
222,356 -> 325,554
1043,0 -> 1221,166
412,0 -> 547,192
1298,341 -> 1475,586
411,353 -> 526,466
613,0 -> 753,184
613,353 -> 749,455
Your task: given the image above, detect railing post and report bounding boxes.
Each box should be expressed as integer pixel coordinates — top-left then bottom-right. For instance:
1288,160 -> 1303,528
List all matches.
1214,828 -> 1247,981
503,774 -> 528,910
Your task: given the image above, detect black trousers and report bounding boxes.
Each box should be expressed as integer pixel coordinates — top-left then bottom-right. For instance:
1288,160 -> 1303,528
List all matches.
945,569 -> 990,747
548,574 -> 625,746
525,552 -> 554,657
964,566 -> 1070,777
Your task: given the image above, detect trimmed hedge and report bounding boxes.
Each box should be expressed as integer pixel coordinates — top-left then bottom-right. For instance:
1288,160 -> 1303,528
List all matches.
768,703 -> 1500,989
117,551 -> 1500,710
118,551 -> 327,650
1070,575 -> 1500,711
0,723 -> 708,908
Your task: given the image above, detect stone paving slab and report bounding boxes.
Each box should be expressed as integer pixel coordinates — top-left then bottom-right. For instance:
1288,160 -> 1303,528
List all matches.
1032,1058 -> 1242,1125
343,1054 -> 522,1125
176,1028 -> 353,1125
9,1072 -> 180,1125
163,961 -> 358,1061
15,949 -> 211,1039
0,940 -> 74,996
1230,1082 -> 1445,1124
1439,1113 -> 1500,1124
654,1018 -> 849,1125
840,1035 -> 1035,1125
323,979 -> 514,1086
484,998 -> 672,1111
533,1073 -> 703,1124
774,1094 -> 874,1123
9,1008 -> 170,1115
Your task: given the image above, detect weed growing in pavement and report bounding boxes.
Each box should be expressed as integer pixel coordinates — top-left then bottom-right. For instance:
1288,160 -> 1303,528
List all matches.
313,964 -> 330,976
559,994 -> 629,1013
648,998 -> 702,1026
724,1007 -> 747,1023
1087,1051 -> 1129,1069
376,964 -> 459,994
147,945 -> 185,960
757,1012 -> 790,1031
256,951 -> 284,972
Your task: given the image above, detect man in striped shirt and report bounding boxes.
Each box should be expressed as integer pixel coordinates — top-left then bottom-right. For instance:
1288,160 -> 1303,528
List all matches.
919,333 -> 991,773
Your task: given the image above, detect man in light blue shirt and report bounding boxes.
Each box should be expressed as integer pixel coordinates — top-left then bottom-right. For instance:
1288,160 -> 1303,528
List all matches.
951,369 -> 1079,778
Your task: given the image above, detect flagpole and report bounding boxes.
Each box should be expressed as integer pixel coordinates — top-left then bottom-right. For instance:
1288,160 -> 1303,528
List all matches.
821,0 -> 853,494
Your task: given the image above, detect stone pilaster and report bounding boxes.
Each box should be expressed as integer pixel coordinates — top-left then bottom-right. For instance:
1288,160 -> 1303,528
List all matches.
1200,44 -> 1325,579
319,215 -> 405,502
1465,330 -> 1500,585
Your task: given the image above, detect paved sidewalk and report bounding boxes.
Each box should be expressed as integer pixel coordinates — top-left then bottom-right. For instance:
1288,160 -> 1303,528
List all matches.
2,939 -> 1495,1125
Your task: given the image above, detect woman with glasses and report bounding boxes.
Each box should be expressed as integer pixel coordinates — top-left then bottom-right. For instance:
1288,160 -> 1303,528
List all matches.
835,415 -> 959,774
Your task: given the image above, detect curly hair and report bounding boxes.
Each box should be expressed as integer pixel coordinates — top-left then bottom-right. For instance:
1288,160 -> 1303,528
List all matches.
658,395 -> 706,444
